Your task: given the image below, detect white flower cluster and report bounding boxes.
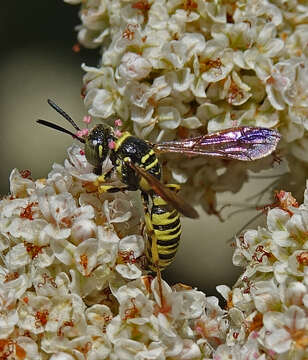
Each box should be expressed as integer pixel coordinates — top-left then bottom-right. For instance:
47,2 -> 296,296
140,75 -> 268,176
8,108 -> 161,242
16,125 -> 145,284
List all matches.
0,146 -> 228,359
215,183 -> 308,359
64,0 -> 308,211
1,142 -> 308,358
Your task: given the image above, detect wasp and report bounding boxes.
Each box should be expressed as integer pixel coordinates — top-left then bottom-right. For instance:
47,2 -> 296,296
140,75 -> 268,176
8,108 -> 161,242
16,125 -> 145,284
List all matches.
37,100 -> 280,276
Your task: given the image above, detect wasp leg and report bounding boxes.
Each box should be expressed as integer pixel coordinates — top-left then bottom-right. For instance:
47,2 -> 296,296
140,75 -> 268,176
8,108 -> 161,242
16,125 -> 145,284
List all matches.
97,185 -> 132,193
95,168 -> 115,183
94,168 -> 134,193
93,167 -> 101,175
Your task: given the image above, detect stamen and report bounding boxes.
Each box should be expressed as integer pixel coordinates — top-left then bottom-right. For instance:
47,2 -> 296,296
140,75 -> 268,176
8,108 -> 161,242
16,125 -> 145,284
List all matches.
114,119 -> 123,127
115,129 -> 123,137
108,140 -> 116,149
83,115 -> 92,124
76,129 -> 89,137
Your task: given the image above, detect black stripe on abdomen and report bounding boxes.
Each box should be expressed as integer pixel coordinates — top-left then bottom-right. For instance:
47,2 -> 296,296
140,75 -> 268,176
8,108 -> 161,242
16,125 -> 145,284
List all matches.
153,217 -> 180,231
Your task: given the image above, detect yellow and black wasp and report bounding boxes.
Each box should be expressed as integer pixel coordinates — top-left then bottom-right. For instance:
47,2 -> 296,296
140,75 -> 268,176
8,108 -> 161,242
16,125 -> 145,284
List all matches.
37,99 -> 281,277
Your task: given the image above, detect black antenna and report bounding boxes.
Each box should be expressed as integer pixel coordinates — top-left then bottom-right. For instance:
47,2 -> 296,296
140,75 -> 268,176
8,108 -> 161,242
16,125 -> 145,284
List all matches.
36,119 -> 85,143
47,99 -> 81,132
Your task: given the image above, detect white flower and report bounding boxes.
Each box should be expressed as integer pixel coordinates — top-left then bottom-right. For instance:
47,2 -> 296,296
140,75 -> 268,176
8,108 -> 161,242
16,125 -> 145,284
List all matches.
250,278 -> 281,313
74,238 -> 99,276
18,293 -> 52,334
0,286 -> 19,338
71,218 -> 97,245
221,72 -> 252,106
118,52 -> 152,80
83,66 -> 128,120
161,33 -> 205,69
115,263 -> 142,279
48,163 -> 73,193
157,105 -> 181,129
244,23 -> 284,68
9,168 -> 35,198
64,144 -> 97,180
199,39 -> 233,83
86,304 -> 113,332
167,68 -> 194,93
264,305 -> 308,354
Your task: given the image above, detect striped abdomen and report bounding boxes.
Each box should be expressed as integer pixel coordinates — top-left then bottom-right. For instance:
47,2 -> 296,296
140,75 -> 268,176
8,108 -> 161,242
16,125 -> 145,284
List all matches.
145,188 -> 181,271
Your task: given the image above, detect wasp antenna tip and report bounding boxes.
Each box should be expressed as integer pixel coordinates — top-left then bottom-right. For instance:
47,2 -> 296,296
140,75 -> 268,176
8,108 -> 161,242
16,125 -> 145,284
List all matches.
47,99 -> 57,106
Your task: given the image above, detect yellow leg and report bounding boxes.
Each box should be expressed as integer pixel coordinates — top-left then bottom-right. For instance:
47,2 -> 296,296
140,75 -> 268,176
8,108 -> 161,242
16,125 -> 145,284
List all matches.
97,184 -> 131,193
94,172 -> 132,194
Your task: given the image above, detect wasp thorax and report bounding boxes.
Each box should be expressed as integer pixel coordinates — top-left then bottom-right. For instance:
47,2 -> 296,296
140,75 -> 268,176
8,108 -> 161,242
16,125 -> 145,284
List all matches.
84,124 -> 114,168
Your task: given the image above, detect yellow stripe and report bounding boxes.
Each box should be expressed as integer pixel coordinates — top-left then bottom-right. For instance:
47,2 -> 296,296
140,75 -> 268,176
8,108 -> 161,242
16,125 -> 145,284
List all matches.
154,228 -> 181,240
158,247 -> 178,255
148,257 -> 175,270
152,212 -> 179,225
114,132 -> 131,151
159,259 -> 174,266
141,149 -> 155,164
144,158 -> 158,171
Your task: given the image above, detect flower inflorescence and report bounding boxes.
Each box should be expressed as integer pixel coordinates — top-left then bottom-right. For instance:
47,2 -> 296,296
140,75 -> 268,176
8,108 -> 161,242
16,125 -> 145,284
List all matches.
217,184 -> 308,359
0,147 -> 223,359
0,143 -> 308,359
65,0 -> 308,211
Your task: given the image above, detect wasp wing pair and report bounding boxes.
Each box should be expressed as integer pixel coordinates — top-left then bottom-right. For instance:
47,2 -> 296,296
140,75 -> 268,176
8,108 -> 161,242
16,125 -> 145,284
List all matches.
129,127 -> 280,219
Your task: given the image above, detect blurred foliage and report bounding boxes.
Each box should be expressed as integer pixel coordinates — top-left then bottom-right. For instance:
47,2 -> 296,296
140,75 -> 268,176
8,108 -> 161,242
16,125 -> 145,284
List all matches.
0,1 -> 98,194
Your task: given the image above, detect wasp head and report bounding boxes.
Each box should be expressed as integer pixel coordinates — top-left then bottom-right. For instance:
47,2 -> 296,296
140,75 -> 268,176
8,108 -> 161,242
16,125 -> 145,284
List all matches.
84,124 -> 115,168
37,100 -> 117,173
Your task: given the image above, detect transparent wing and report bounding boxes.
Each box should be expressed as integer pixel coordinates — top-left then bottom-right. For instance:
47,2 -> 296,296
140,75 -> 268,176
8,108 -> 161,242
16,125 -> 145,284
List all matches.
154,127 -> 280,161
128,162 -> 199,219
